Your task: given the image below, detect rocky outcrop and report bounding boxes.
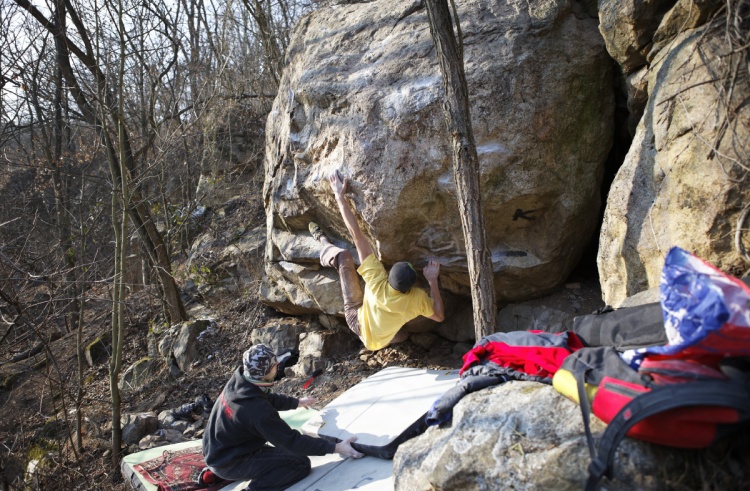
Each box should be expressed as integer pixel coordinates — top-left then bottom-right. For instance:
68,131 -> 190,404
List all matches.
196,103 -> 267,210
119,358 -> 157,393
121,412 -> 158,446
262,0 -> 614,316
598,3 -> 750,306
187,223 -> 266,302
155,319 -> 214,376
394,381 -> 747,490
597,0 -> 673,74
84,332 -> 111,367
250,318 -> 307,354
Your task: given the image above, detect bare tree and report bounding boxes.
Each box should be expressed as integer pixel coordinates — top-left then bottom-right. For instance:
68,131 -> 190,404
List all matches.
241,0 -> 285,86
425,0 -> 496,340
23,31 -> 82,336
12,0 -> 188,324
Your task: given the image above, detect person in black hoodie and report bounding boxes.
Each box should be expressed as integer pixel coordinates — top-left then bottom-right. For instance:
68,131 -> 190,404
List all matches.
202,344 -> 363,490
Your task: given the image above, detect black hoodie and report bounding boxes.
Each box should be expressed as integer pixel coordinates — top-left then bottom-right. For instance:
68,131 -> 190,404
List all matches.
202,366 -> 335,469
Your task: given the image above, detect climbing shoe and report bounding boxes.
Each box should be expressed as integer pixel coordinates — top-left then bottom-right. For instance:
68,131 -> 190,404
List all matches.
172,395 -> 211,420
195,393 -> 214,414
308,222 -> 323,241
172,402 -> 199,420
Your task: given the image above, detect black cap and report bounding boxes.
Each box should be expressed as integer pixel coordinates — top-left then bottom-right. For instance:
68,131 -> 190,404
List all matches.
389,261 -> 417,293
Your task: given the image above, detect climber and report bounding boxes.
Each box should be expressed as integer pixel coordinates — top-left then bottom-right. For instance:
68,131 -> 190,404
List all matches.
202,344 -> 363,490
309,170 -> 445,351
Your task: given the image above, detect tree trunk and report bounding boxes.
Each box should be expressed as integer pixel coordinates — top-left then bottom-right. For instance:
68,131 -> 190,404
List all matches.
242,0 -> 284,86
109,188 -> 126,468
27,10 -> 80,334
424,0 -> 496,340
110,6 -> 129,465
53,32 -> 80,334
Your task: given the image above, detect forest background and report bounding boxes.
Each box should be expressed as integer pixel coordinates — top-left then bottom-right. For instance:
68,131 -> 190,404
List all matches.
1,0 -> 330,487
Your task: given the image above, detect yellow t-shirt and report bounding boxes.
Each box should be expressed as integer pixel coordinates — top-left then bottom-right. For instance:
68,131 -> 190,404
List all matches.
357,254 -> 435,351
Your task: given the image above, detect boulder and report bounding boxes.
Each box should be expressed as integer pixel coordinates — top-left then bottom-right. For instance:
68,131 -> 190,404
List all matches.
394,382 -> 742,490
597,0 -> 673,74
598,22 -> 750,306
410,332 -> 441,350
262,0 -> 614,315
157,410 -> 178,427
24,451 -> 57,491
195,103 -> 266,208
157,328 -> 176,358
260,261 -> 343,315
85,332 -> 111,367
453,342 -> 474,357
121,412 -> 158,446
624,66 -> 649,135
618,286 -> 660,308
173,320 -> 211,373
293,329 -> 359,377
119,358 -> 156,393
187,223 -> 266,301
137,429 -> 189,450
648,0 -> 722,62
496,280 -> 604,332
250,319 -> 306,353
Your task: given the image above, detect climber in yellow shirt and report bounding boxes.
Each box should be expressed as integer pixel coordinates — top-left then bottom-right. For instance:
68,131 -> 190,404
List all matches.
309,171 -> 444,351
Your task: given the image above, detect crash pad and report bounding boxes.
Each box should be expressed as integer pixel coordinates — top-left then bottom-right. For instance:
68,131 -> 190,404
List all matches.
301,366 -> 460,457
221,454 -> 394,491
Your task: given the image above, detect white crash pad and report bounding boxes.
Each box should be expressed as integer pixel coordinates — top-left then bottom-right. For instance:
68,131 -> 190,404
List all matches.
302,367 -> 459,449
222,454 -> 394,491
224,367 -> 460,490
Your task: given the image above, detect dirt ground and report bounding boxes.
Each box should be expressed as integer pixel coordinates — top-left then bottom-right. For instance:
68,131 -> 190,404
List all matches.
0,282 -> 468,490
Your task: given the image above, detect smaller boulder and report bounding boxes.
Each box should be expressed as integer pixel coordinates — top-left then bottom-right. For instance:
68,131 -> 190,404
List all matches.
173,320 -> 211,373
410,333 -> 441,350
119,358 -> 156,393
84,332 -> 111,367
121,412 -> 158,446
394,381 -> 744,490
251,319 -> 306,354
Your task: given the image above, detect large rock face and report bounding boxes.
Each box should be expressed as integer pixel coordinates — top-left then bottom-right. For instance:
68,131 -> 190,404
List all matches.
261,0 -> 614,315
598,6 -> 750,306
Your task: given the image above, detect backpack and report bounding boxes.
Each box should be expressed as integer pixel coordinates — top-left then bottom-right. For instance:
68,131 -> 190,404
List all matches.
553,247 -> 750,490
572,302 -> 667,350
274,348 -> 299,380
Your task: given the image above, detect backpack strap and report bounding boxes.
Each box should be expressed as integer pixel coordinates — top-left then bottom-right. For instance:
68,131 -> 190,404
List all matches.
584,380 -> 750,491
574,366 -> 598,466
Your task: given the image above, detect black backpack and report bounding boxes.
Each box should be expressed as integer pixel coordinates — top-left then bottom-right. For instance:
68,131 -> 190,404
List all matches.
572,303 -> 667,350
274,348 -> 299,380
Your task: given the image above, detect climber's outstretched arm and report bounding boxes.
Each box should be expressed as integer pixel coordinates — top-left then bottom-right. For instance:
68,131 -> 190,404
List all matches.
329,171 -> 374,263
